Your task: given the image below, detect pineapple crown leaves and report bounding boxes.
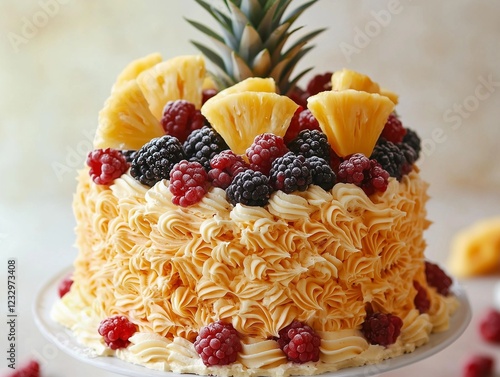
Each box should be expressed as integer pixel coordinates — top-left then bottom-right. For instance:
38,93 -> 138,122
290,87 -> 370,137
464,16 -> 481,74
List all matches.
186,0 -> 325,95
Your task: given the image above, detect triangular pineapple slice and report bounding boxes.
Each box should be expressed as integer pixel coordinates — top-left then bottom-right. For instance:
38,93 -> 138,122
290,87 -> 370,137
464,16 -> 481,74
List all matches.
215,77 -> 276,97
307,90 -> 394,157
202,92 -> 298,155
95,80 -> 164,150
137,55 -> 206,119
112,53 -> 163,91
331,69 -> 381,94
380,88 -> 399,105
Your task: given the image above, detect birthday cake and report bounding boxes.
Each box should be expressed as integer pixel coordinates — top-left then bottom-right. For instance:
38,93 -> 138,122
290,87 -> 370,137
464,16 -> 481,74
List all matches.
52,1 -> 459,376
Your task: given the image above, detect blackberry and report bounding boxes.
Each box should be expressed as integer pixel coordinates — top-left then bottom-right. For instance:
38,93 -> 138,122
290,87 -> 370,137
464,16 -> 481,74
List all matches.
362,312 -> 403,347
397,142 -> 418,176
120,149 -> 137,163
194,321 -> 242,366
131,135 -> 185,187
269,152 -> 312,193
306,156 -> 336,191
402,128 -> 421,159
276,321 -> 321,363
226,170 -> 272,207
183,126 -> 228,171
246,133 -> 289,175
287,129 -> 330,161
161,100 -> 205,143
370,138 -> 406,180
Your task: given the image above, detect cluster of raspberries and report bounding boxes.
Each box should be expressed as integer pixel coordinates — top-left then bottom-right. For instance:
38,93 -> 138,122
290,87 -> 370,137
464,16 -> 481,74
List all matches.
86,100 -> 422,208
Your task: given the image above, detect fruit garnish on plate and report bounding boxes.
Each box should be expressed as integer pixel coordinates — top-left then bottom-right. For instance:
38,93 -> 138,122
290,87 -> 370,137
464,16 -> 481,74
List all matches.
112,52 -> 163,90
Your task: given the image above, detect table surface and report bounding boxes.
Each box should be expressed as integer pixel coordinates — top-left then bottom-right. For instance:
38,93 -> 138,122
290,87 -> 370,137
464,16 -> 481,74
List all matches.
1,186 -> 499,377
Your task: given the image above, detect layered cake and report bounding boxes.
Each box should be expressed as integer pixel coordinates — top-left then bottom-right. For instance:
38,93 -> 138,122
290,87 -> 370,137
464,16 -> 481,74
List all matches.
52,1 -> 459,375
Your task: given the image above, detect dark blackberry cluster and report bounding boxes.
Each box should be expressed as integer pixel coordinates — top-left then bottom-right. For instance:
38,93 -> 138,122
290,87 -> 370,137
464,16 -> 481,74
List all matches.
183,126 -> 228,171
371,138 -> 407,180
402,128 -> 421,159
120,149 -> 137,163
131,135 -> 185,187
362,312 -> 403,347
276,321 -> 321,363
413,281 -> 430,314
269,152 -> 312,193
307,156 -> 336,191
226,170 -> 272,207
161,100 -> 205,143
287,129 -> 330,161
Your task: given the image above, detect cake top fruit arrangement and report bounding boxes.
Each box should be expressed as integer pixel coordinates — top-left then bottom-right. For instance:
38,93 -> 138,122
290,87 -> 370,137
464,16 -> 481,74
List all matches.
86,0 -> 422,209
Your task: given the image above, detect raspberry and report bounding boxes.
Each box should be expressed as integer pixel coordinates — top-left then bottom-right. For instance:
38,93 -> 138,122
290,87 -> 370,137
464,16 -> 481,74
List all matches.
337,154 -> 389,195
288,86 -> 308,108
87,148 -> 129,185
120,150 -> 137,163
161,100 -> 205,143
169,160 -> 209,207
276,321 -> 321,363
246,133 -> 289,175
362,312 -> 403,347
202,88 -> 218,104
269,152 -> 312,193
371,138 -> 407,180
131,135 -> 185,187
58,274 -> 73,298
380,113 -> 407,143
284,107 -> 320,144
6,359 -> 40,377
425,261 -> 453,296
479,308 -> 500,344
307,156 -> 336,191
183,126 -> 228,171
306,72 -> 333,96
193,321 -> 242,366
463,355 -> 495,377
402,128 -> 421,160
226,170 -> 272,207
98,315 -> 137,350
208,150 -> 249,189
287,129 -> 330,161
413,281 -> 431,314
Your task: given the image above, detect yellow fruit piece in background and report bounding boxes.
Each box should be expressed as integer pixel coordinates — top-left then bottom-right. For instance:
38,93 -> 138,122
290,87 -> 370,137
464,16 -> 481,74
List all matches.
448,217 -> 500,278
95,80 -> 164,150
112,53 -> 163,91
380,88 -> 399,105
201,91 -> 298,155
137,55 -> 206,119
215,77 -> 276,97
307,90 -> 394,157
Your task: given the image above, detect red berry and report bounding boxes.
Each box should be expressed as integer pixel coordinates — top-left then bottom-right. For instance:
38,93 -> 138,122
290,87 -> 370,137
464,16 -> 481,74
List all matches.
413,281 -> 431,314
169,160 -> 208,207
362,312 -> 403,347
98,315 -> 137,350
425,261 -> 453,296
202,88 -> 218,104
87,148 -> 129,185
276,321 -> 321,363
58,273 -> 73,298
208,150 -> 248,189
288,86 -> 308,108
284,107 -> 321,144
6,359 -> 40,377
337,154 -> 389,195
246,133 -> 289,175
479,308 -> 500,344
381,113 -> 407,144
161,100 -> 205,143
194,321 -> 242,366
463,355 -> 494,377
306,72 -> 333,96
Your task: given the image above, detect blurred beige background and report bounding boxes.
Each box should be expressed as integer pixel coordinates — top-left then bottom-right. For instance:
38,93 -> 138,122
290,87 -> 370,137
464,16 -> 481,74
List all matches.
0,1 -> 499,377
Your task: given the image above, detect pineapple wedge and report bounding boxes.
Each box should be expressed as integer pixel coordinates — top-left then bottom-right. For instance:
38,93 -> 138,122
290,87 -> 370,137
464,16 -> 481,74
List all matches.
307,90 -> 394,157
202,92 -> 298,155
332,69 -> 398,105
112,53 -> 163,91
215,77 -> 276,97
95,80 -> 164,150
448,217 -> 500,277
137,55 -> 206,119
